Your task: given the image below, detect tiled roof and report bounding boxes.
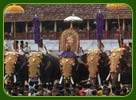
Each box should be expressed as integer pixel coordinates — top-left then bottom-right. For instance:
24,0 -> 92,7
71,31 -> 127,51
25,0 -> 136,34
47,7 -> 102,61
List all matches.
4,4 -> 132,22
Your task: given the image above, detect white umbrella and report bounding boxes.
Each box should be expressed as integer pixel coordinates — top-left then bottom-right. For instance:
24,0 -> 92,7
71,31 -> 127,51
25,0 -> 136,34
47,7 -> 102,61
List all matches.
64,14 -> 83,28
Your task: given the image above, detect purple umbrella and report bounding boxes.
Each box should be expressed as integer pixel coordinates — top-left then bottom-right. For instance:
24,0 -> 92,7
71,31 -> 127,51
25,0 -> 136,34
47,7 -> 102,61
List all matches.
32,15 -> 40,43
96,10 -> 104,40
60,51 -> 76,58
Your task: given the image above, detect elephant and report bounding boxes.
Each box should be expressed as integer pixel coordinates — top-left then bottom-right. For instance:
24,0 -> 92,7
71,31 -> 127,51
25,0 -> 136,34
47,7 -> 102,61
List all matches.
76,50 -> 109,86
39,53 -> 61,85
27,52 -> 43,84
59,49 -> 109,86
27,52 -> 61,86
106,47 -> 131,87
4,51 -> 61,90
4,51 -> 19,85
59,57 -> 75,85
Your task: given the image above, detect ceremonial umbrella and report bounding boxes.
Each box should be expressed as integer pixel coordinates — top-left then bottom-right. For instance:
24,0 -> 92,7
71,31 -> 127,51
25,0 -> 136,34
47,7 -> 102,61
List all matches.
32,15 -> 40,43
96,10 -> 104,40
106,4 -> 127,47
96,10 -> 104,50
64,13 -> 83,28
5,4 -> 24,51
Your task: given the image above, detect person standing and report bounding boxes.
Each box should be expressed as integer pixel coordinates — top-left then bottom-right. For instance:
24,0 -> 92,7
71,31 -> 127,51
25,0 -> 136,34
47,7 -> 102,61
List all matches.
24,42 -> 31,54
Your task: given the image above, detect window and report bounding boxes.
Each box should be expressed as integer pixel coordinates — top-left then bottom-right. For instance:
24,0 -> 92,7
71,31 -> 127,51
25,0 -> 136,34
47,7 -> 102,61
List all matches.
4,22 -> 11,33
16,22 -> 25,33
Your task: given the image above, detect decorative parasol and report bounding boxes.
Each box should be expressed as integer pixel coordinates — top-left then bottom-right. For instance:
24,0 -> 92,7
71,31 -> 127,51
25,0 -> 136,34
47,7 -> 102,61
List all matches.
96,10 -> 104,50
64,13 -> 83,28
32,14 -> 40,43
5,4 -> 24,14
4,4 -> 24,51
96,10 -> 104,40
106,4 -> 127,47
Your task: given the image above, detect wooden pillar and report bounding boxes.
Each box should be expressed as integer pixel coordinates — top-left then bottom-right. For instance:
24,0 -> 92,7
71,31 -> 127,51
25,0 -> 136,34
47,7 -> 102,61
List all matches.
54,21 -> 57,32
40,21 -> 42,32
105,19 -> 108,31
104,19 -> 108,39
87,20 -> 90,39
54,20 -> 57,39
87,20 -> 90,31
122,19 -> 125,31
13,20 -> 17,51
25,22 -> 28,33
25,22 -> 28,39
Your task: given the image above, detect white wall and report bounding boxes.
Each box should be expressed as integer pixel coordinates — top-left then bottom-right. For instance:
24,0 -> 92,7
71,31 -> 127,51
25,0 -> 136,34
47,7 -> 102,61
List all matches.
4,39 -> 132,51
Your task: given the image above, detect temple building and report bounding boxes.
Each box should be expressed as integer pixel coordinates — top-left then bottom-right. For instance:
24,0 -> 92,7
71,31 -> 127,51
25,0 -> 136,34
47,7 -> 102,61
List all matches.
4,4 -> 132,40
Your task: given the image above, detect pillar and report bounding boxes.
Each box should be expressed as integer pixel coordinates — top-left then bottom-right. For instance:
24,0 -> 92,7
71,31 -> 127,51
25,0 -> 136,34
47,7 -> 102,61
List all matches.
25,22 -> 28,33
40,22 -> 42,32
87,20 -> 90,31
122,19 -> 125,31
105,19 -> 108,31
54,21 -> 57,32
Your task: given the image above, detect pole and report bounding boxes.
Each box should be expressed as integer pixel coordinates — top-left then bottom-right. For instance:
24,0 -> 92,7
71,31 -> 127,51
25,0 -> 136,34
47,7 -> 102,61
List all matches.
117,15 -> 123,48
25,22 -> 28,39
13,18 -> 16,51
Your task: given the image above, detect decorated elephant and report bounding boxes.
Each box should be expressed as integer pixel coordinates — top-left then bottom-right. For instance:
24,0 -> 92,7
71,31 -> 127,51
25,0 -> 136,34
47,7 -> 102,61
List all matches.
27,52 -> 43,84
106,48 -> 127,87
4,51 -> 28,86
4,51 -> 19,85
85,49 -> 102,84
59,57 -> 76,84
59,49 -> 77,85
28,52 -> 61,85
75,49 -> 109,86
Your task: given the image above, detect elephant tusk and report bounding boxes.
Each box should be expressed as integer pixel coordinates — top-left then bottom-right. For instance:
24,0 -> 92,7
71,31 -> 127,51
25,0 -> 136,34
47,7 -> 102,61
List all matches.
118,73 -> 121,82
59,76 -> 63,84
4,74 -> 8,80
28,78 -> 30,83
14,74 -> 16,83
88,75 -> 90,80
70,77 -> 74,84
97,73 -> 101,86
38,78 -> 41,85
106,73 -> 111,81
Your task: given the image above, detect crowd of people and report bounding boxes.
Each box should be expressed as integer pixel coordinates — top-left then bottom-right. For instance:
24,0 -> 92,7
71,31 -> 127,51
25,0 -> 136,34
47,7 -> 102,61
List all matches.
5,79 -> 131,96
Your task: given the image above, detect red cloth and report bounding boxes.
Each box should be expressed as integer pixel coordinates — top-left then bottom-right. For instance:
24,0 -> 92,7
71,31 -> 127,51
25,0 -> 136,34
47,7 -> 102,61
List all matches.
79,88 -> 87,96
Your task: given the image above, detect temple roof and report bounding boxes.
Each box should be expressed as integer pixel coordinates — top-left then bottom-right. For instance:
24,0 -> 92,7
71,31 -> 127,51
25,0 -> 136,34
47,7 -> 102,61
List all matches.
4,4 -> 132,22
